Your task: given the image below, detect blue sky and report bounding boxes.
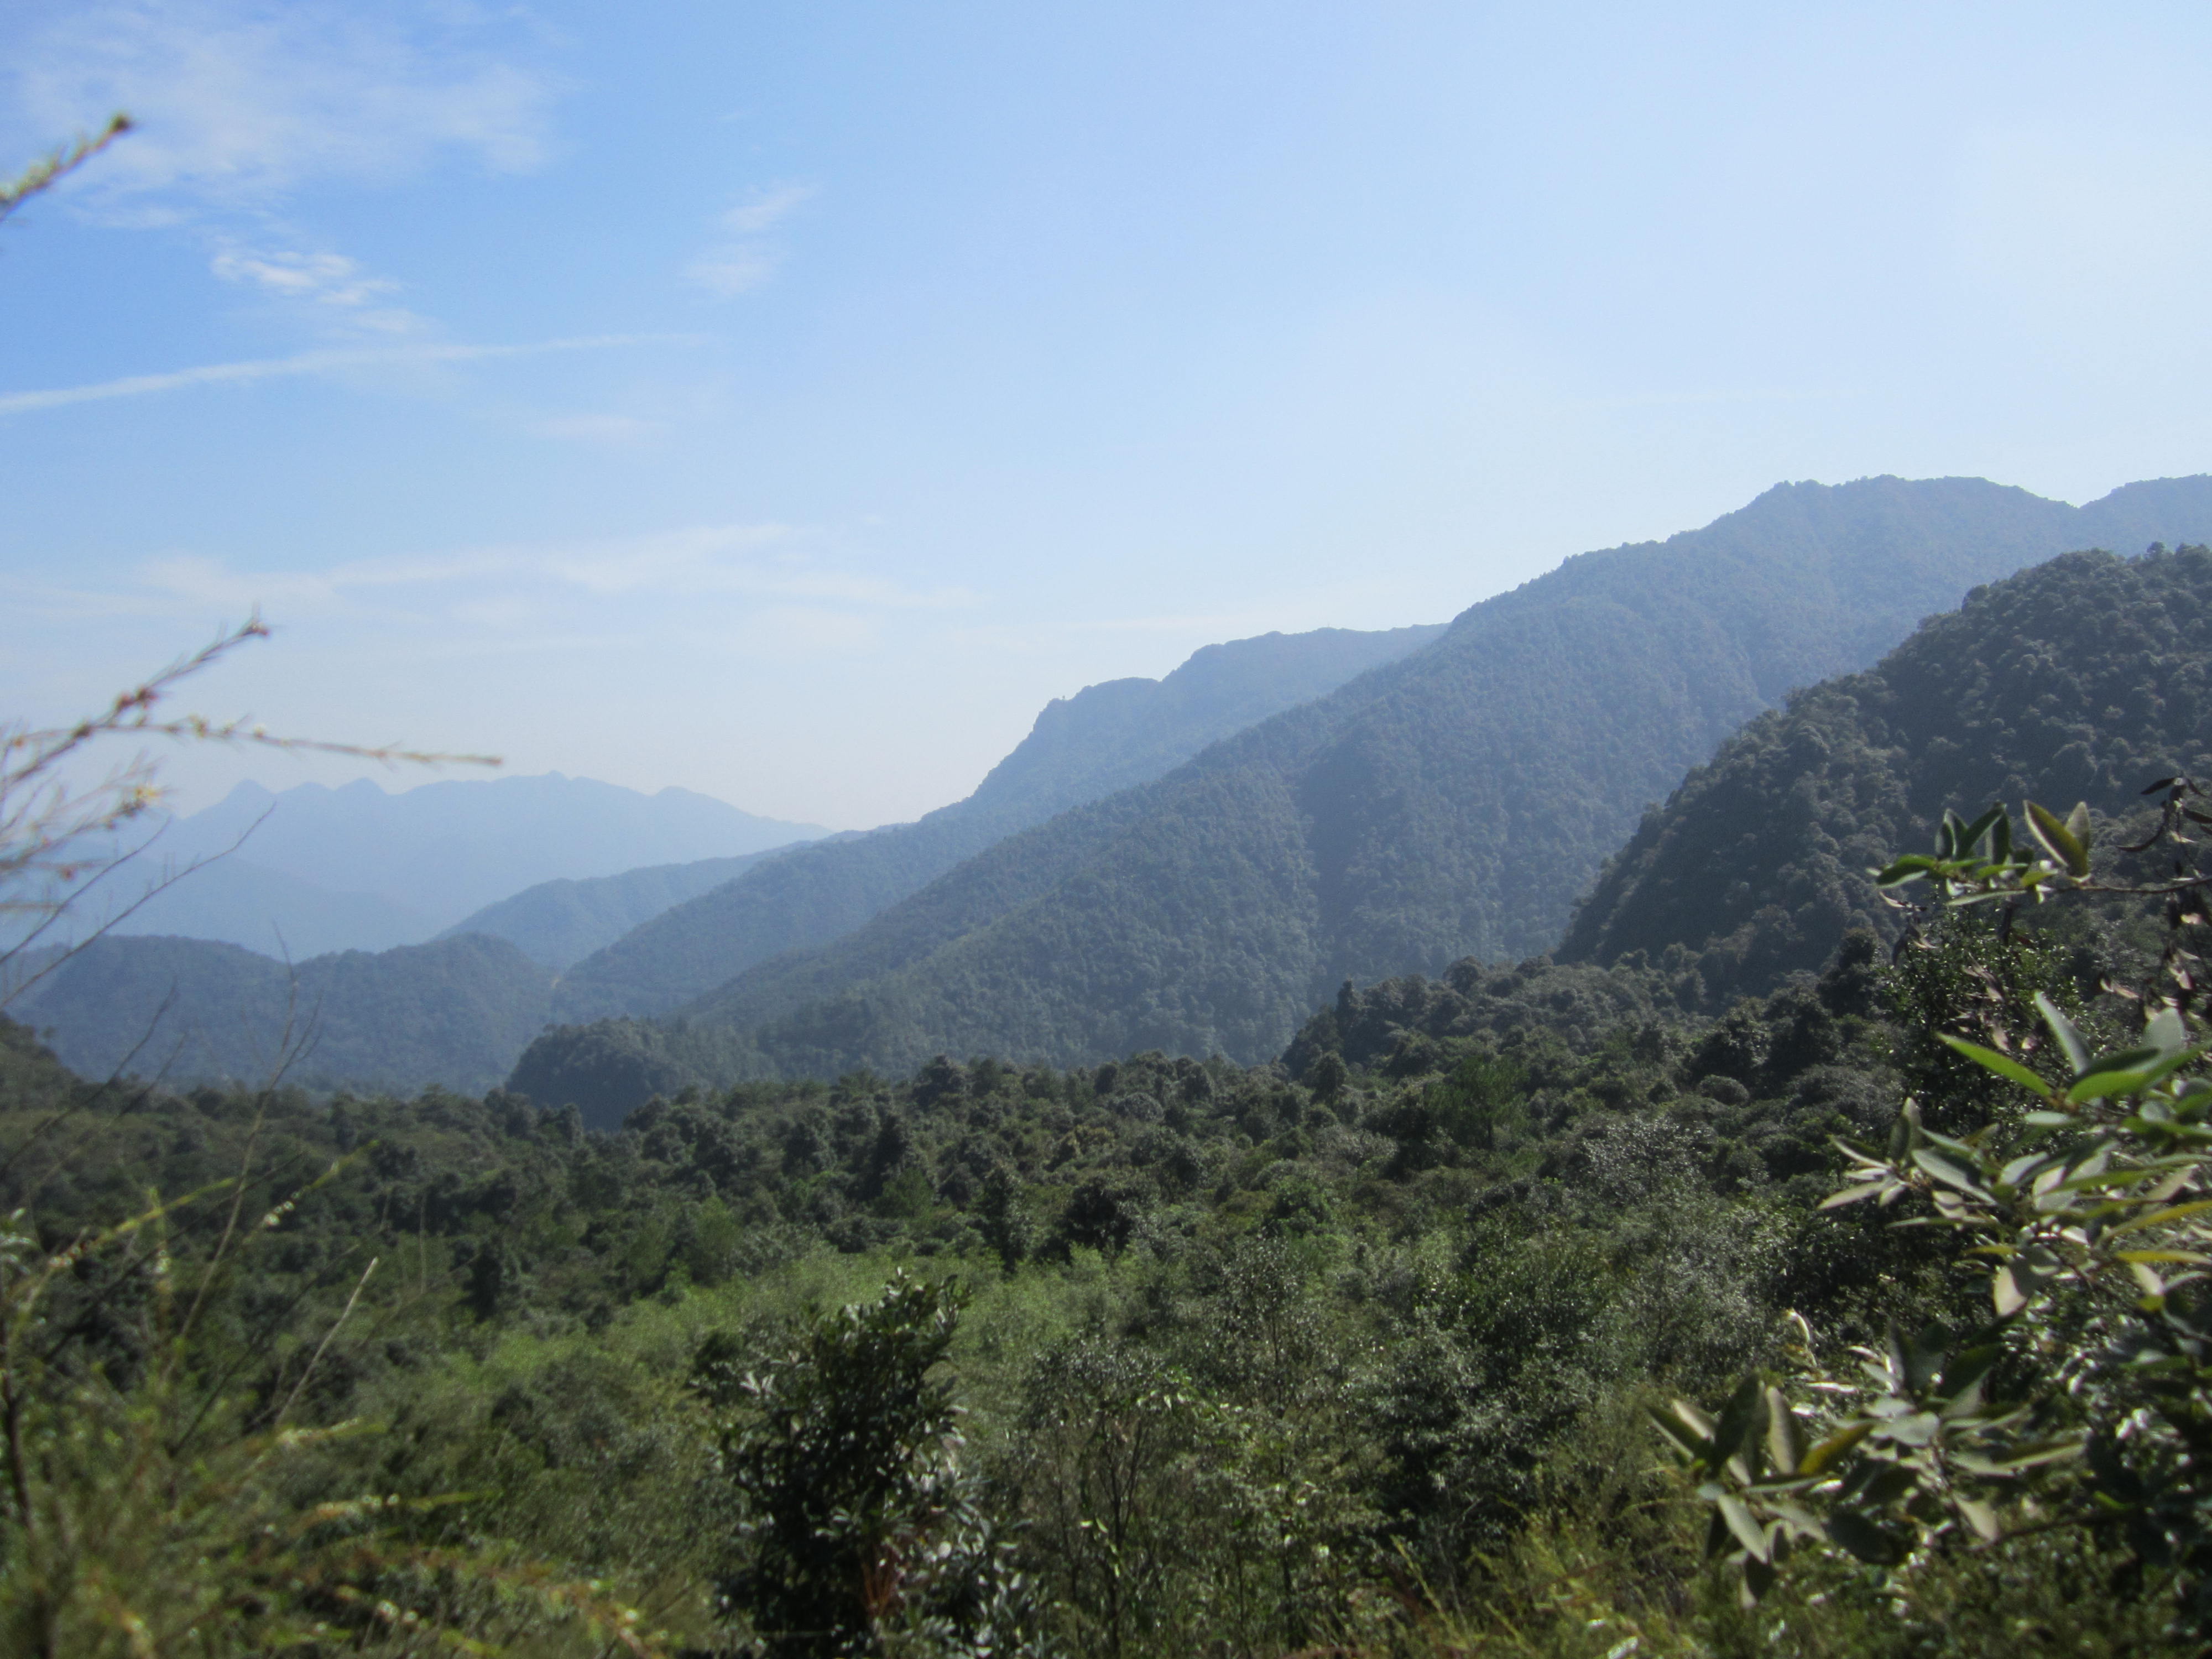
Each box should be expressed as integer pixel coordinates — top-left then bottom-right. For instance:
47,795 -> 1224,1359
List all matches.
4,2 -> 2209,830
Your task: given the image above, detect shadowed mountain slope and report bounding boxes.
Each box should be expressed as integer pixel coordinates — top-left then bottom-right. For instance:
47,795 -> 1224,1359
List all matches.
512,473 -> 2212,1105
9,933 -> 555,1095
1558,541 -> 2212,1000
549,623 -> 1447,1021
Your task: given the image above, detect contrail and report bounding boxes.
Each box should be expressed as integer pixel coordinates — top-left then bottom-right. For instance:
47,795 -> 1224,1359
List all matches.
0,333 -> 705,415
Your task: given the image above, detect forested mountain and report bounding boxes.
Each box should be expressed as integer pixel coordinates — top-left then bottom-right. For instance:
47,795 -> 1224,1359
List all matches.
8,932 -> 554,1094
551,623 -> 1446,1021
3,630 -> 1435,1094
70,773 -> 826,957
514,473 -> 2212,1100
1561,542 -> 2212,1000
436,848 -> 801,970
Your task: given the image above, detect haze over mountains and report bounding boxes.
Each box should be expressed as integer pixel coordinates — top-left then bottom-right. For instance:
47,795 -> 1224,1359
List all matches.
9,621 -> 1446,1089
17,473 -> 2212,1111
78,774 -> 828,959
551,622 -> 1449,1022
509,473 -> 2212,1108
436,852 -> 800,973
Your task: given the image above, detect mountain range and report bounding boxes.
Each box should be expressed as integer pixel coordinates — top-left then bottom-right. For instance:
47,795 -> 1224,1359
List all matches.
4,622 -> 1446,1092
18,473 -> 2212,1114
508,473 -> 2212,1112
550,622 -> 1448,1022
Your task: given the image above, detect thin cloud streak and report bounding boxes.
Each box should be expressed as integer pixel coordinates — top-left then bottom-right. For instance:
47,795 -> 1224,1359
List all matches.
0,335 -> 707,416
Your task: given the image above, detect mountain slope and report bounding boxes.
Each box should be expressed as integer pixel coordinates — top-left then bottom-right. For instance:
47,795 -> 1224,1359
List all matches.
75,773 -> 827,956
509,473 -> 2212,1102
11,932 -> 555,1095
437,849 -> 796,971
96,857 -> 437,959
1558,542 -> 2212,999
550,623 -> 1447,1021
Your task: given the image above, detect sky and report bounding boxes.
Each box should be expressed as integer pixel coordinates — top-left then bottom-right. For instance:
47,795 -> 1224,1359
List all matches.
3,2 -> 2210,831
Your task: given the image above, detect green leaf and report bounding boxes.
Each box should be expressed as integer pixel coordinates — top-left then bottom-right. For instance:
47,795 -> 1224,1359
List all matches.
1718,1493 -> 1770,1562
1825,1509 -> 1907,1566
1764,1387 -> 1803,1476
1901,1321 -> 1950,1395
1648,1405 -> 1712,1463
1957,1495 -> 2002,1542
1936,1343 -> 2001,1405
1912,1146 -> 1992,1197
1960,803 -> 2007,857
1712,1375 -> 1768,1464
1820,1180 -> 1892,1210
1990,1437 -> 2084,1471
1882,1411 -> 1943,1447
1876,854 -> 1941,887
2107,1199 -> 2212,1238
2067,1057 -> 2173,1104
2065,801 -> 2094,855
1936,1034 -> 2054,1098
2026,800 -> 2090,877
2147,1005 -> 2189,1055
2036,993 -> 2092,1076
1796,1419 -> 1874,1477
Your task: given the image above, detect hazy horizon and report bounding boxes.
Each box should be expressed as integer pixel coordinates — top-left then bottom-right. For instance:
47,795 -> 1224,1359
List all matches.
6,2 -> 2208,828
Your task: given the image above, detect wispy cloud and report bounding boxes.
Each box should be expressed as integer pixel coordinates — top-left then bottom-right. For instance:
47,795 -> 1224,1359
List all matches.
9,1 -> 559,207
686,248 -> 782,299
686,181 -> 816,298
209,241 -> 424,335
0,335 -> 700,416
55,522 -> 977,622
721,184 -> 815,236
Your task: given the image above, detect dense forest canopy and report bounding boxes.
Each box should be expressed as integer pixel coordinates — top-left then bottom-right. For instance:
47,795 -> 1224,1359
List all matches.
1563,542 -> 2212,1003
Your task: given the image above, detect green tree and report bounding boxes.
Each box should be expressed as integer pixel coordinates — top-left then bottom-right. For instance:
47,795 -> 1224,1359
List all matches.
1665,786 -> 2212,1632
701,1274 -> 1036,1656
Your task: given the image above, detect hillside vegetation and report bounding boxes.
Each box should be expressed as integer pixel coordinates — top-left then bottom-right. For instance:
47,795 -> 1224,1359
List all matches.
551,623 -> 1446,1022
9,931 -> 555,1094
517,473 -> 2212,1104
15,836 -> 2208,1650
13,490 -> 2212,1650
1562,542 -> 2212,1000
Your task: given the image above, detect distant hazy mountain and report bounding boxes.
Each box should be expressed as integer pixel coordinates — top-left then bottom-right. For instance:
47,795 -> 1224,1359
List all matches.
510,473 -> 2212,1106
550,623 -> 1448,1021
72,773 -> 827,958
438,849 -> 805,971
1559,541 -> 2212,1000
11,933 -> 554,1095
92,857 -> 437,960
